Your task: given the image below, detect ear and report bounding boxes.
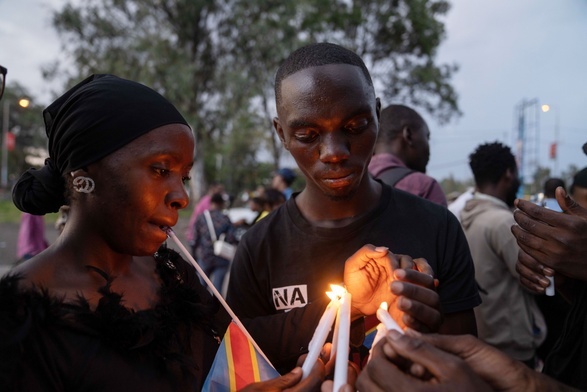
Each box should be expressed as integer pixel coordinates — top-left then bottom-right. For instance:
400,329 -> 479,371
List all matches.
402,125 -> 413,146
375,97 -> 381,122
273,117 -> 289,150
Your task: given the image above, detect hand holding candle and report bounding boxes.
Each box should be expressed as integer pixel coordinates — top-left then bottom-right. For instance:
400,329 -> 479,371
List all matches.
377,302 -> 404,334
332,289 -> 351,392
301,285 -> 343,379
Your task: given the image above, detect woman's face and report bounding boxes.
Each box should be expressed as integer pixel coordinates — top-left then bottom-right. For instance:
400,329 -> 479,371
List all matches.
84,123 -> 194,255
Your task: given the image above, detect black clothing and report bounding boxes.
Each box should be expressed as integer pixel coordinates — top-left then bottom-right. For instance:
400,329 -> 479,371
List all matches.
543,282 -> 587,389
0,247 -> 221,391
227,184 -> 481,373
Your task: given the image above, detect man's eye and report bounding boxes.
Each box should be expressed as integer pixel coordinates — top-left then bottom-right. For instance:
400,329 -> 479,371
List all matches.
154,167 -> 170,176
294,130 -> 318,143
346,118 -> 370,133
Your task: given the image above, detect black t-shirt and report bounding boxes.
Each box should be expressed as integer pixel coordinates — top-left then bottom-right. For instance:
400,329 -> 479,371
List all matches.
227,184 -> 481,372
0,247 -> 221,391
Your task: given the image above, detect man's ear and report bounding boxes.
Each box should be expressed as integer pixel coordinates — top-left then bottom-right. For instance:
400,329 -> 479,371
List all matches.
402,125 -> 413,146
273,117 -> 288,150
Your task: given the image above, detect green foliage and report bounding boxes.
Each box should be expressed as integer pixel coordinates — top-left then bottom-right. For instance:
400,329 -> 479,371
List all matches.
45,0 -> 459,196
0,83 -> 46,186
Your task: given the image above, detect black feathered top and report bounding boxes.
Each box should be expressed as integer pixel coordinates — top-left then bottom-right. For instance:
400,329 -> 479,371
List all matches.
0,246 -> 222,391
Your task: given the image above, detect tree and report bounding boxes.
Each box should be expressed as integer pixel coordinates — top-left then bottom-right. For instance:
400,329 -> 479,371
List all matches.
0,83 -> 46,188
46,0 -> 459,197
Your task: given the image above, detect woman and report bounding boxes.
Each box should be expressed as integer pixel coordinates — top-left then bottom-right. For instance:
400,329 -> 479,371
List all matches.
0,74 -> 322,391
192,192 -> 237,292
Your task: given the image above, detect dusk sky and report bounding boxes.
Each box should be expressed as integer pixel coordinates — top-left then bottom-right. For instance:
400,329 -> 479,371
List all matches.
1,0 -> 586,183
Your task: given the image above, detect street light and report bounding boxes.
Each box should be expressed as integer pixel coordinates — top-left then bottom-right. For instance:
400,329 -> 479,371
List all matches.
2,97 -> 30,188
541,103 -> 560,176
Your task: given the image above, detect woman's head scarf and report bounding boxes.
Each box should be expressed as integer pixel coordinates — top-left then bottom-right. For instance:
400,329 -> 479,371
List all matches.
12,74 -> 189,215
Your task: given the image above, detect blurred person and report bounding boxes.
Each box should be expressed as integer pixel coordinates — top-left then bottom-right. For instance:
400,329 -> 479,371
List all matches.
368,104 -> 447,206
227,42 -> 480,374
512,185 -> 587,389
448,187 -> 475,223
570,167 -> 587,209
461,142 -> 545,366
272,167 -> 297,200
0,74 -> 324,391
541,177 -> 566,211
15,212 -> 48,264
192,192 -> 238,291
54,205 -> 70,234
185,182 -> 224,252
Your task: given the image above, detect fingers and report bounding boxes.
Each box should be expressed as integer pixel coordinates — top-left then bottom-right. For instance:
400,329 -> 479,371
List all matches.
321,380 -> 354,392
510,223 -> 551,265
391,269 -> 441,332
396,254 -> 415,270
515,249 -> 552,294
286,362 -> 325,392
412,257 -> 434,277
555,187 -> 587,217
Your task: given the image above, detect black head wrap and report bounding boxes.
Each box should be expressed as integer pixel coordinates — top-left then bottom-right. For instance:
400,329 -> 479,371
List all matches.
12,74 -> 189,215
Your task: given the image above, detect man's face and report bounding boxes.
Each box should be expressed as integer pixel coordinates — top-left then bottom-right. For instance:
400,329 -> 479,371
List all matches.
406,122 -> 430,173
273,64 -> 379,201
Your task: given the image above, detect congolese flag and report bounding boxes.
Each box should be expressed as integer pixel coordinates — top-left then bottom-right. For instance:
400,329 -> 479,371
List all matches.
203,321 -> 280,391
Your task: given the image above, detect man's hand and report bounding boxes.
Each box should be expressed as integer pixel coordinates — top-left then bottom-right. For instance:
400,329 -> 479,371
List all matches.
343,245 -> 441,332
511,187 -> 587,288
241,363 -> 324,392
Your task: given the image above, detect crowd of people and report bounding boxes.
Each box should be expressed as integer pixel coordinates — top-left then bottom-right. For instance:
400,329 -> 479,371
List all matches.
1,42 -> 587,392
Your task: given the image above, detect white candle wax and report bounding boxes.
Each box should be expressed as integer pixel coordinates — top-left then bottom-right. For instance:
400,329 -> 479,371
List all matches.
545,275 -> 555,296
333,291 -> 351,392
368,323 -> 387,363
301,297 -> 340,379
376,302 -> 403,334
330,297 -> 342,360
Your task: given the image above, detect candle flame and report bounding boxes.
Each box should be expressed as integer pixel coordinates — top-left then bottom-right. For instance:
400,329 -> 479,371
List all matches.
380,302 -> 388,311
326,284 -> 346,301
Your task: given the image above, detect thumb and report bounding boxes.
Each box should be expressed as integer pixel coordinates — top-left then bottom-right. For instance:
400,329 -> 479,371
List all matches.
555,186 -> 585,216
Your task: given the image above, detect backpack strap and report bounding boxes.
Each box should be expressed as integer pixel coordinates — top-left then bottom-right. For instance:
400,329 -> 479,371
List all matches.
376,166 -> 415,187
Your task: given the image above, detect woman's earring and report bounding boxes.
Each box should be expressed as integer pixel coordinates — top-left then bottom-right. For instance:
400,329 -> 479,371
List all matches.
72,176 -> 95,193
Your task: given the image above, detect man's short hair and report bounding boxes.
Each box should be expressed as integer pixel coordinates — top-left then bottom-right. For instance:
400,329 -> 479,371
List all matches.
469,142 -> 517,186
377,104 -> 426,144
543,178 -> 565,198
571,167 -> 587,193
274,42 -> 373,108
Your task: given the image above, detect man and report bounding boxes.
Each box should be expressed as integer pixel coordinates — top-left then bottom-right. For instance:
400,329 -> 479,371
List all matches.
368,104 -> 447,206
227,42 -> 480,373
542,177 -> 566,211
570,167 -> 587,209
272,167 -> 297,200
185,182 -> 224,252
461,142 -> 545,366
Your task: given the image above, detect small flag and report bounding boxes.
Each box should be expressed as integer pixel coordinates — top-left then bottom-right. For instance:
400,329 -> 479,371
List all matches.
203,322 -> 280,391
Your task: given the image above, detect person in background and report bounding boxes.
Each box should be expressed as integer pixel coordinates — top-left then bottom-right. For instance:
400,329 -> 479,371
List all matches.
448,187 -> 475,223
541,177 -> 566,211
15,212 -> 48,264
570,167 -> 587,209
192,192 -> 238,291
461,141 -> 545,367
185,182 -> 224,252
54,205 -> 70,234
227,42 -> 479,375
368,104 -> 447,206
272,168 -> 297,200
1,74 -> 323,391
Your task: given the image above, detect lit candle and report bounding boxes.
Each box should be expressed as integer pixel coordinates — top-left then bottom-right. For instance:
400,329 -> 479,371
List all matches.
376,302 -> 403,334
301,285 -> 342,379
333,289 -> 351,392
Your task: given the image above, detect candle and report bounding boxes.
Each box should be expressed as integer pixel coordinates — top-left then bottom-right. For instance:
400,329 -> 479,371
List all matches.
301,285 -> 342,379
368,323 -> 387,363
333,290 -> 351,392
330,297 -> 342,360
376,302 -> 403,334
545,275 -> 555,296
